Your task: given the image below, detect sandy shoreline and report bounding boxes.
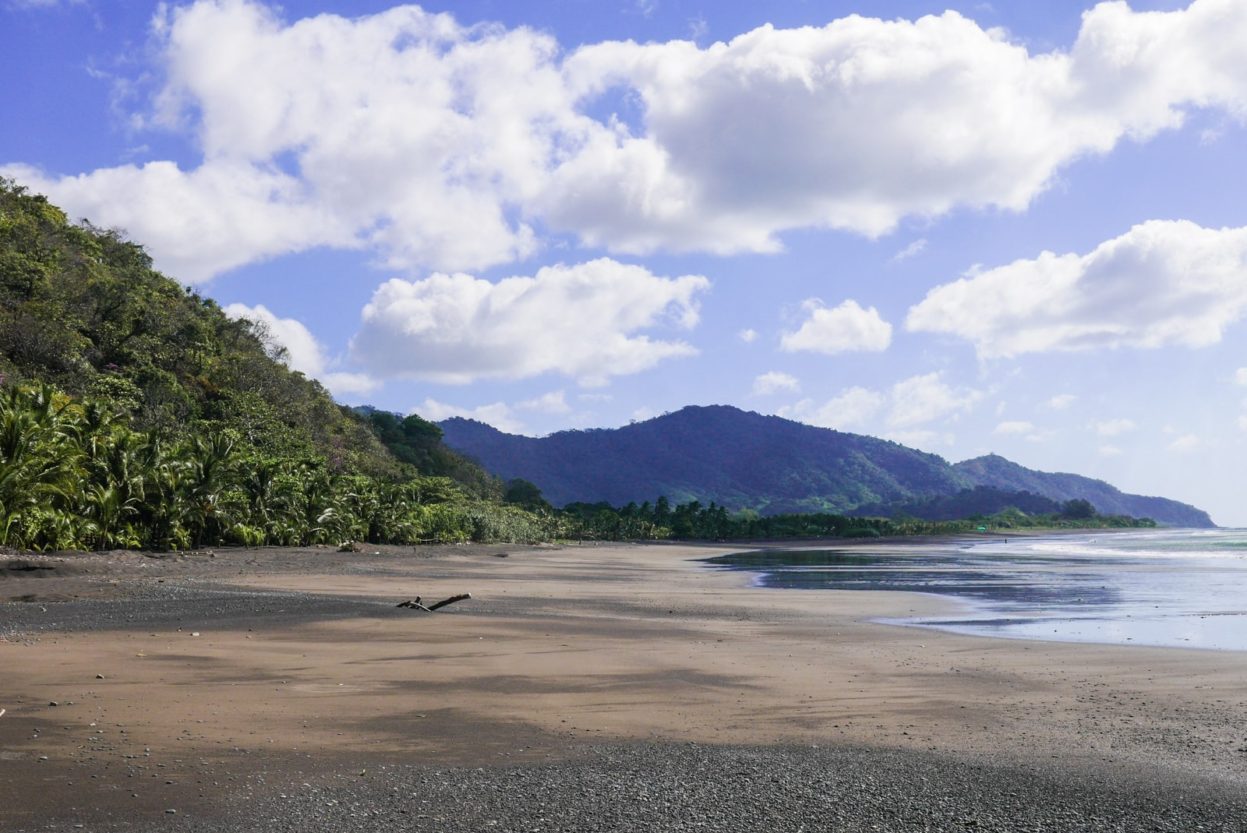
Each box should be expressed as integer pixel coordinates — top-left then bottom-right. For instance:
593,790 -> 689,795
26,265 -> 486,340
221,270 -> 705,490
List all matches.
2,540 -> 1245,830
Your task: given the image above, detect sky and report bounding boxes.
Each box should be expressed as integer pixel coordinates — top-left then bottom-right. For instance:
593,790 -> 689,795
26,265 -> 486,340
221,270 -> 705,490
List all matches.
2,0 -> 1246,525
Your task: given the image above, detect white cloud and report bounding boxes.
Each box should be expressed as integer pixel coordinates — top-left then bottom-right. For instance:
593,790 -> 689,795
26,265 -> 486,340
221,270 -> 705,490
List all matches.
1093,418 -> 1136,437
886,372 -> 981,428
738,328 -> 758,343
777,387 -> 885,431
891,238 -> 927,263
516,390 -> 571,414
778,371 -> 978,434
5,161 -> 348,284
1235,368 -> 1247,385
223,303 -> 377,398
1169,433 -> 1201,452
1099,444 -> 1123,457
349,258 -> 708,385
752,371 -> 800,396
414,398 -> 526,435
4,1 -> 573,281
1238,414 -> 1247,431
549,0 -> 1247,255
1046,393 -> 1077,410
994,420 -> 1034,435
908,220 -> 1247,357
780,299 -> 892,355
9,1 -> 1247,280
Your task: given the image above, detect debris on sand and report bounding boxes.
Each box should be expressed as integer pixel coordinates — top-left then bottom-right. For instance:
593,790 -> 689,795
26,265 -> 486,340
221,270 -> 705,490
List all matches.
396,593 -> 472,612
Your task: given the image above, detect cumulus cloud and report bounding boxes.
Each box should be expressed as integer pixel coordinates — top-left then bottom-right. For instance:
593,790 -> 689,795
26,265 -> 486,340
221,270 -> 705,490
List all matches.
1046,393 -> 1077,410
349,258 -> 708,385
414,398 -> 526,434
1235,368 -> 1247,385
1093,418 -> 1136,437
516,390 -> 571,414
994,420 -> 1034,435
4,1 -> 576,281
752,371 -> 800,396
777,386 -> 885,431
780,299 -> 892,355
5,161 -> 347,284
549,0 -> 1247,254
908,220 -> 1247,357
223,303 -> 377,397
1169,433 -> 1201,452
886,372 -> 981,428
779,372 -> 978,434
738,328 -> 758,343
890,238 -> 928,263
8,0 -> 1247,280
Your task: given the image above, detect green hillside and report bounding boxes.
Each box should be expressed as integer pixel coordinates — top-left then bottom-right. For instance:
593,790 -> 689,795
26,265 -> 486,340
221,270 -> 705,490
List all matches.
0,178 -> 543,550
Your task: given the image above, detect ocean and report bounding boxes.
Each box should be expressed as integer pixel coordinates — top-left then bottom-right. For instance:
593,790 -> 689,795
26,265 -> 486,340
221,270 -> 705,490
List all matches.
705,529 -> 1247,651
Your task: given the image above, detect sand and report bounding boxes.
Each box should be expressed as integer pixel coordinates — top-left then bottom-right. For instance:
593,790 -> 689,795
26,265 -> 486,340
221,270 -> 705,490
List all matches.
1,541 -> 1245,830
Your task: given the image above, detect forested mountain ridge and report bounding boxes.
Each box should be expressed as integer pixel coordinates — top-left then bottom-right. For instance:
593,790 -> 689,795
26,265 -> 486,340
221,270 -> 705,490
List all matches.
954,454 -> 1213,528
439,406 -> 1216,528
440,405 -> 972,514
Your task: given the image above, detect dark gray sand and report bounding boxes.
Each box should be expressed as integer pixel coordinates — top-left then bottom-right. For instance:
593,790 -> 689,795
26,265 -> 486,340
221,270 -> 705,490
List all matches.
3,544 -> 1245,832
10,744 -> 1247,832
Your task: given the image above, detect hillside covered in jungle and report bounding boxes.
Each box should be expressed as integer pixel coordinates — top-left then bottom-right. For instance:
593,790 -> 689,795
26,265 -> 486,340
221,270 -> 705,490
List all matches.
0,178 -> 544,550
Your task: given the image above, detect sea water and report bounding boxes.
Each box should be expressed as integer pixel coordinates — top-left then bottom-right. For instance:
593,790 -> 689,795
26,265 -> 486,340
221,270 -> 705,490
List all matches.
704,529 -> 1247,651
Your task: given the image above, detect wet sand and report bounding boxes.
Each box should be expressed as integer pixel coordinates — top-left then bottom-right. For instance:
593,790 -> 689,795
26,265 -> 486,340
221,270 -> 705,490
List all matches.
1,541 -> 1245,830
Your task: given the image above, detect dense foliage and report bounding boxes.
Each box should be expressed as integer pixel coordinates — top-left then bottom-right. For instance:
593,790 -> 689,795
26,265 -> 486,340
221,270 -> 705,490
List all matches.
0,383 -> 555,550
0,178 -> 562,549
0,178 -> 506,492
557,493 -> 1156,542
954,454 -> 1212,528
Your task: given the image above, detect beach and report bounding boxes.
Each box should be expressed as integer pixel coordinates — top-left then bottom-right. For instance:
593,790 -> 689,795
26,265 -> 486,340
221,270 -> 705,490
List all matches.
2,540 -> 1245,831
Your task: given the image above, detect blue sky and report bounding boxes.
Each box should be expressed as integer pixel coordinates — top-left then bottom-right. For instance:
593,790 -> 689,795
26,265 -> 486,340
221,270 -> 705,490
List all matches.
3,0 -> 1246,525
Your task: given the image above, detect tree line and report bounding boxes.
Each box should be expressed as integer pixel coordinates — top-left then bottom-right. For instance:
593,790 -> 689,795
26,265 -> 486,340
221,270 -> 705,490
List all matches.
0,383 -> 550,551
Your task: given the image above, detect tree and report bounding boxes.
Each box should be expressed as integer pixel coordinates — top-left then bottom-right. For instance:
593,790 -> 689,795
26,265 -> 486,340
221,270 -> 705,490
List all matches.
1061,498 -> 1096,520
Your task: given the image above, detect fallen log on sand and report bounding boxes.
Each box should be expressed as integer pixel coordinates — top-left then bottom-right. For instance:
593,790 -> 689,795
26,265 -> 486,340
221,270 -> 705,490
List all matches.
396,593 -> 472,612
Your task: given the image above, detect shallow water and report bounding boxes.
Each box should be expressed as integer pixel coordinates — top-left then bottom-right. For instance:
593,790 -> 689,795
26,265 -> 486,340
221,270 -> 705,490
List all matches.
705,529 -> 1247,651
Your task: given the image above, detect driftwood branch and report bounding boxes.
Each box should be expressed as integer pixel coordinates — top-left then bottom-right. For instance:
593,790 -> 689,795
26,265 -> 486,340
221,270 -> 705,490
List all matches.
396,592 -> 472,612
427,592 -> 472,611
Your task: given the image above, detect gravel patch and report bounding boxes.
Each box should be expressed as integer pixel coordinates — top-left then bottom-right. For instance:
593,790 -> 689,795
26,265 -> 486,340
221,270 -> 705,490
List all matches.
16,742 -> 1238,833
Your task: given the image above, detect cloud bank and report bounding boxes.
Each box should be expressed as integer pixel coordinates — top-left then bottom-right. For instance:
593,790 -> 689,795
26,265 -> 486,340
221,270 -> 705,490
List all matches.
907,220 -> 1247,357
349,258 -> 708,385
6,0 -> 1247,281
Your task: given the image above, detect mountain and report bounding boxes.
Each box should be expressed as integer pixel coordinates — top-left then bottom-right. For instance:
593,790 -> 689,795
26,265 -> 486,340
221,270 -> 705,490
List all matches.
438,405 -> 1215,527
954,454 -> 1213,528
441,405 -> 971,514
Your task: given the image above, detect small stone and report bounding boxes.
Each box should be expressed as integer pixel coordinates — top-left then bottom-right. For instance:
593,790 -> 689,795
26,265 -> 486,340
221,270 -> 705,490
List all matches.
48,701 -> 59,707
96,674 -> 105,680
165,808 -> 177,814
